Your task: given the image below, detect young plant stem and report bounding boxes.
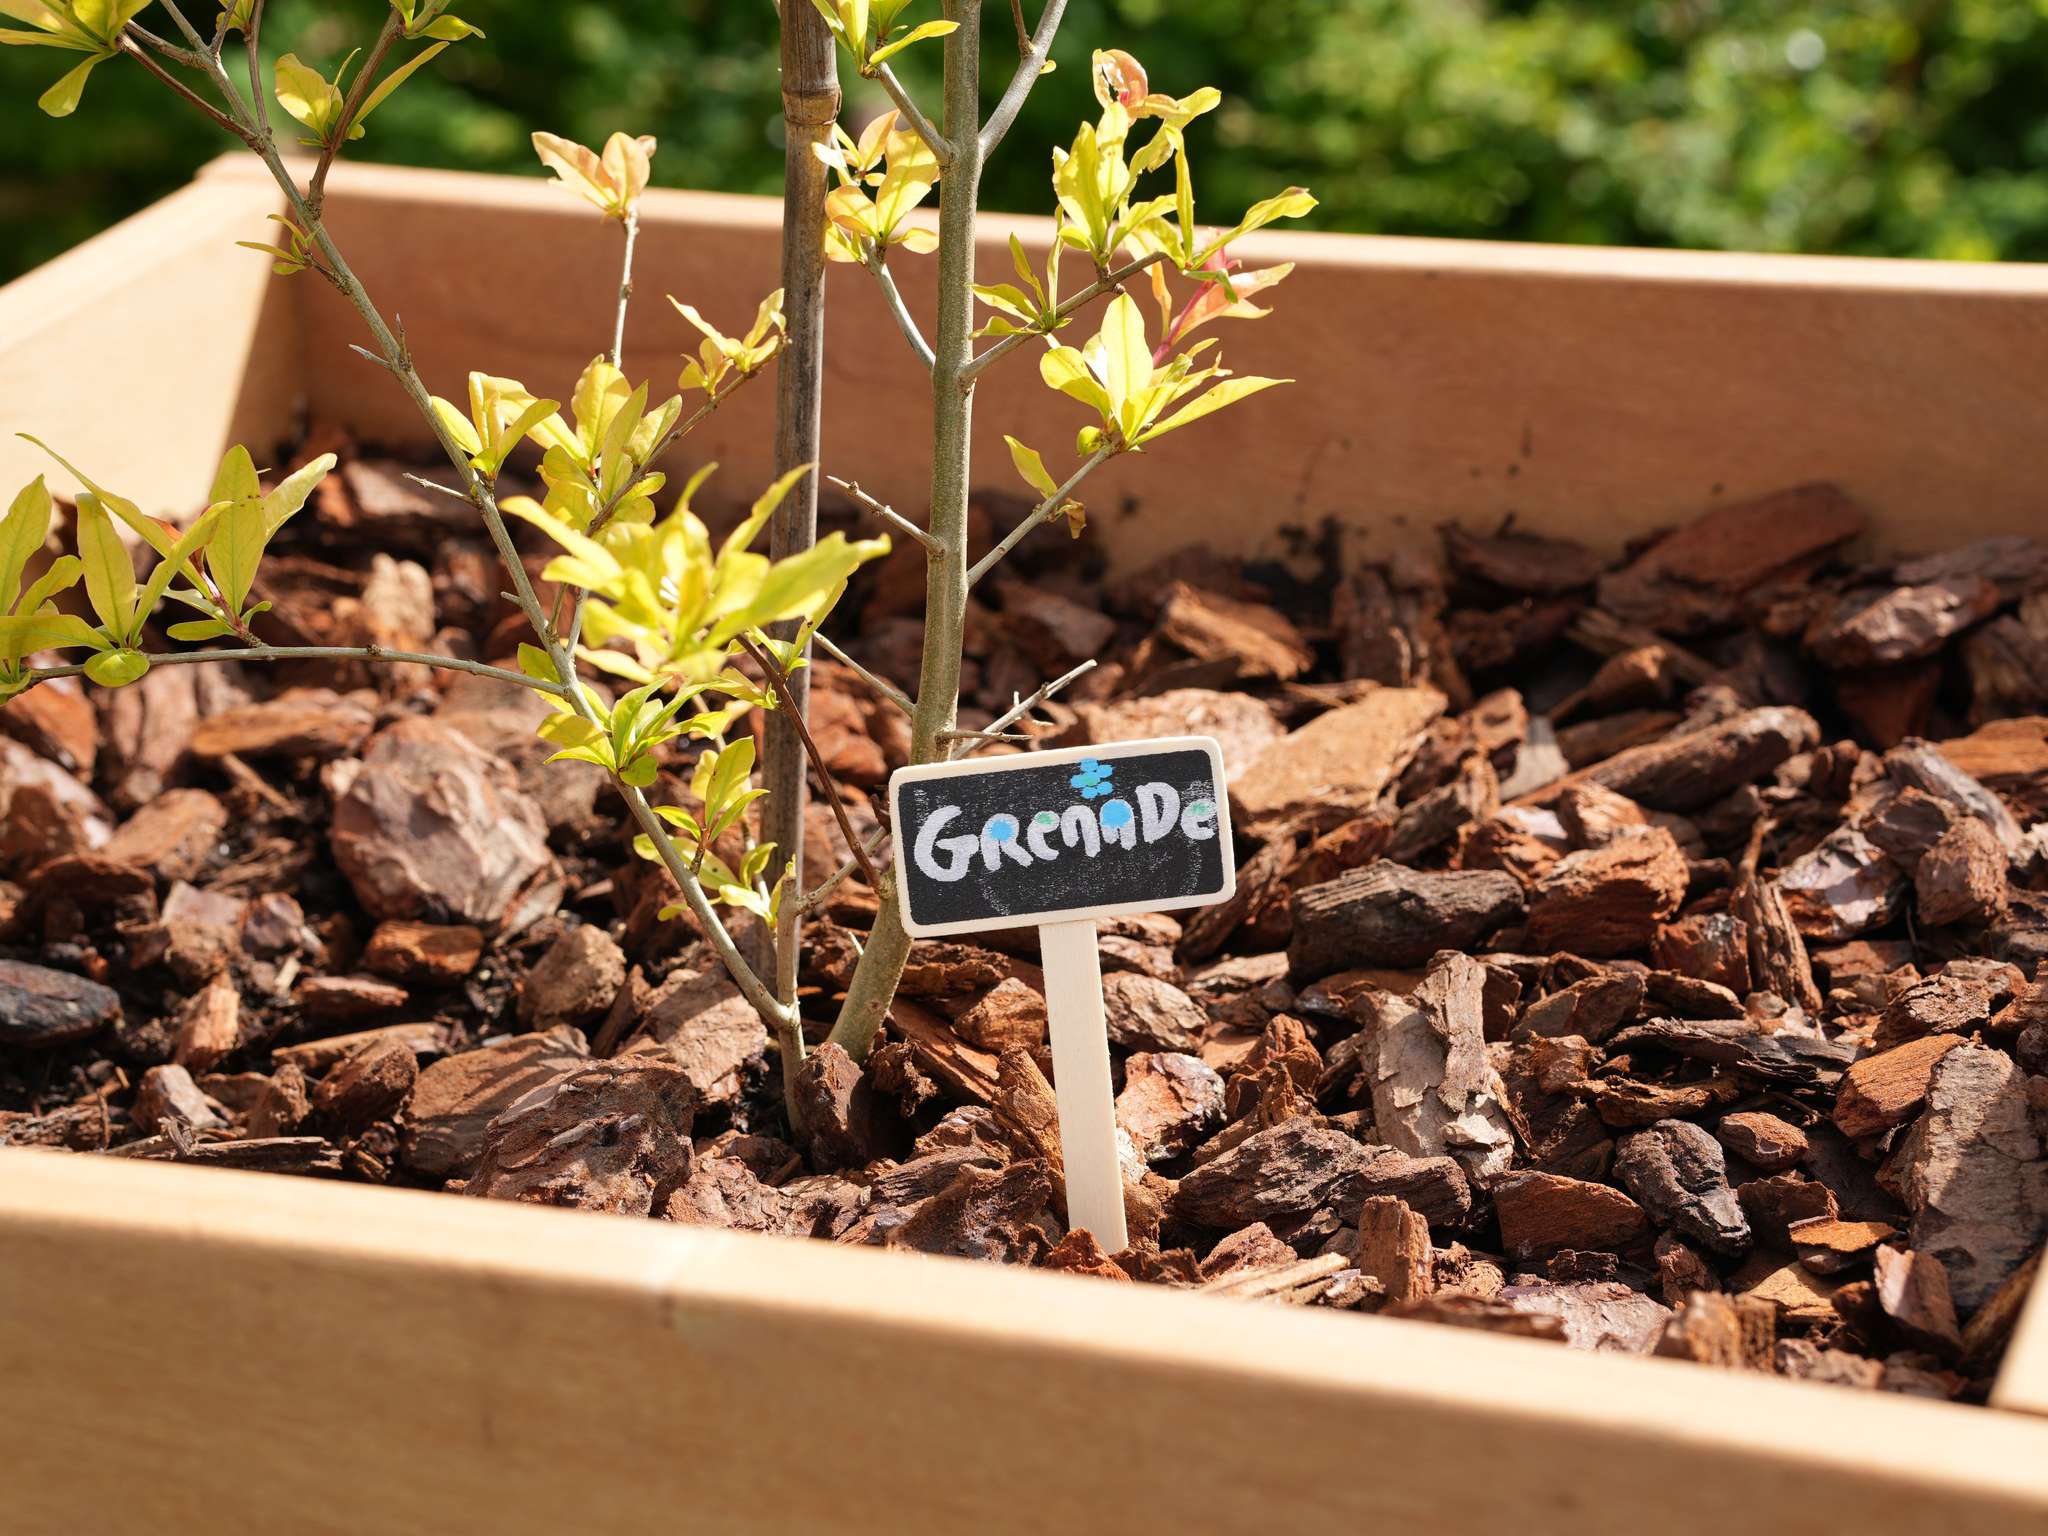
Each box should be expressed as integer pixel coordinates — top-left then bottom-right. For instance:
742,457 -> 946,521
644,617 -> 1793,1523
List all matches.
138,40 -> 797,1034
306,8 -> 400,213
585,379 -> 747,536
242,0 -> 264,123
22,644 -> 564,695
609,207 -> 640,369
873,60 -> 949,166
966,443 -> 1114,586
825,0 -> 988,1061
865,253 -> 935,371
755,0 -> 840,1094
121,36 -> 253,145
982,0 -> 1069,155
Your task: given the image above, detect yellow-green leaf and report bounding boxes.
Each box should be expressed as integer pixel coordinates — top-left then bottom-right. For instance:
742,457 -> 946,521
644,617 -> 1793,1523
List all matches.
867,17 -> 956,66
1039,347 -> 1113,419
36,53 -> 102,118
1,475 -> 52,611
136,503 -> 226,631
75,494 -> 134,636
1004,436 -> 1058,499
273,52 -> 340,139
0,610 -> 99,664
1098,293 -> 1151,425
84,647 -> 148,687
353,42 -> 448,135
1135,374 -> 1289,444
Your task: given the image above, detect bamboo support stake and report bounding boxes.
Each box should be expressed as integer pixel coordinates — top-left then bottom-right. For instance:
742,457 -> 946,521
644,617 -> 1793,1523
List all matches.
757,0 -> 841,1100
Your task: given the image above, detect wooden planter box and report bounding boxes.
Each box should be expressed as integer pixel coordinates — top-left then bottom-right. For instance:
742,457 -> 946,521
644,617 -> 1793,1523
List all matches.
3,155 -> 2046,1532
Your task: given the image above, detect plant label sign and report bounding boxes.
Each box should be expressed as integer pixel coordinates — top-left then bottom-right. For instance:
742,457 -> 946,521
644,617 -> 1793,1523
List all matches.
890,736 -> 1234,938
889,737 -> 1235,1251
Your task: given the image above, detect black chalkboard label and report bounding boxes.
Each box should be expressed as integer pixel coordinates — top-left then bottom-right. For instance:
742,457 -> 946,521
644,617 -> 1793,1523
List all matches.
890,736 -> 1235,937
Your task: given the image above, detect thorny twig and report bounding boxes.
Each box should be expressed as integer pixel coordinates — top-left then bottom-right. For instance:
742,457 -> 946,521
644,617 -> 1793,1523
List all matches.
738,632 -> 887,897
827,474 -> 940,554
811,629 -> 915,715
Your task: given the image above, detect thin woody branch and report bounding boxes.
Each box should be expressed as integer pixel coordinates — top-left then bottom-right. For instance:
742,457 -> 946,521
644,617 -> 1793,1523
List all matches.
738,632 -> 887,897
873,60 -> 950,166
121,36 -> 254,146
609,206 -> 640,369
811,628 -> 915,715
22,644 -> 565,696
826,474 -> 940,554
586,372 -> 754,536
866,251 -> 936,371
307,8 -> 400,211
133,40 -> 797,1034
242,0 -> 265,128
966,443 -> 1115,586
980,0 -> 1069,156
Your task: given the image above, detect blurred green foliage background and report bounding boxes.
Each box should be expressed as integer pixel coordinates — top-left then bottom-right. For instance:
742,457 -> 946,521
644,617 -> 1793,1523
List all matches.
6,0 -> 2048,283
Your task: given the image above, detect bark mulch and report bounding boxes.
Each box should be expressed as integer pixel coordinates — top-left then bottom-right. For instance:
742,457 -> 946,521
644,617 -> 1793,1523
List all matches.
4,449 -> 2046,1404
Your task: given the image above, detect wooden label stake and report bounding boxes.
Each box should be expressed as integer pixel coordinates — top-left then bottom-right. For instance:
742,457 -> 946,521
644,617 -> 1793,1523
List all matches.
891,737 -> 1235,1250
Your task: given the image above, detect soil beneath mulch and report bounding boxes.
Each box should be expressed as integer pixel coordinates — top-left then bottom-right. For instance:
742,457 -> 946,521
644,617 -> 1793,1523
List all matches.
4,445 -> 2047,1404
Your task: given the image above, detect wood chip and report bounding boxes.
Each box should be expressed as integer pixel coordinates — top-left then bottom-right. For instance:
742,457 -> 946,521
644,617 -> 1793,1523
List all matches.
1913,818 -> 2007,929
1288,861 -> 1523,979
1154,581 -> 1314,681
1116,1051 -> 1224,1164
1491,1171 -> 1650,1259
1352,1195 -> 1432,1305
0,958 -> 120,1047
1787,1216 -> 1895,1274
463,1059 -> 696,1215
1654,1291 -> 1776,1369
188,687 -> 375,759
400,1027 -> 590,1180
311,1036 -> 418,1134
1715,1111 -> 1808,1172
1890,1044 -> 2048,1311
1526,827 -> 1689,957
1871,1245 -> 1963,1356
1614,1119 -> 1751,1255
1834,1034 -> 1966,1139
362,919 -> 485,985
1361,952 -> 1516,1179
1231,688 -> 1446,832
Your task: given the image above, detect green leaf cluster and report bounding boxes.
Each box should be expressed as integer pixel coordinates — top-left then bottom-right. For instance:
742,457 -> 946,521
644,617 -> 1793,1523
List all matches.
808,0 -> 955,78
1,439 -> 334,689
274,42 -> 450,150
635,736 -> 786,922
819,111 -> 940,262
532,129 -> 652,222
1038,291 -> 1285,458
0,0 -> 152,117
504,462 -> 889,691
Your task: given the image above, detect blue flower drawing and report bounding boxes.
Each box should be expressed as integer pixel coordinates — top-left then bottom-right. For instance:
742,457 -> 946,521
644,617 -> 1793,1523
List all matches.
1070,758 -> 1114,799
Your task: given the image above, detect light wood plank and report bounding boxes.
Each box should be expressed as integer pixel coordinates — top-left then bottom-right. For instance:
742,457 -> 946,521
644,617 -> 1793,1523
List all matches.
273,156 -> 2048,571
0,161 -> 295,525
1,1148 -> 2044,1534
1994,1255 -> 2048,1417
